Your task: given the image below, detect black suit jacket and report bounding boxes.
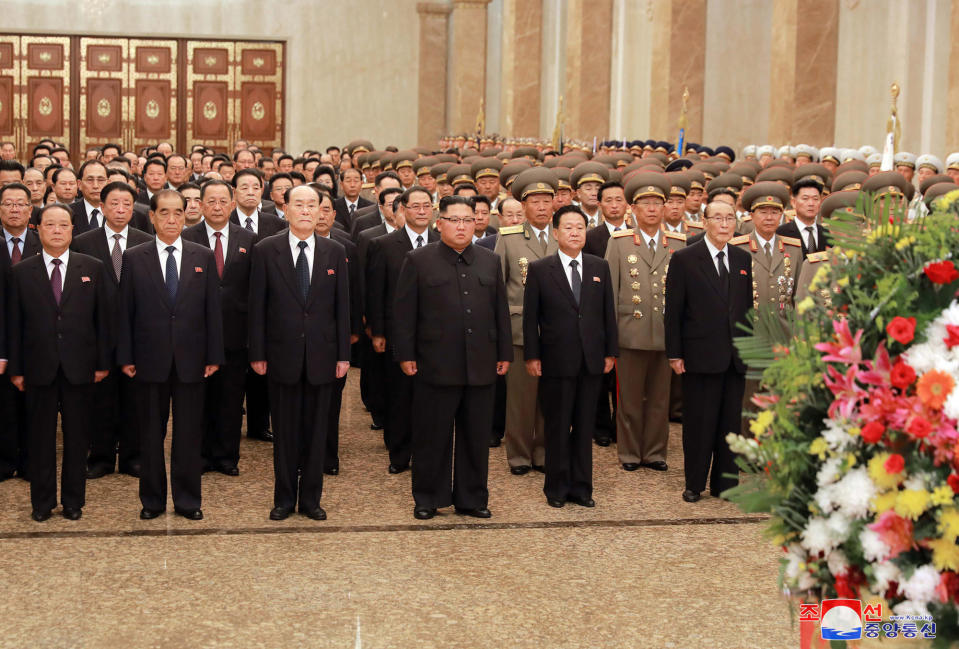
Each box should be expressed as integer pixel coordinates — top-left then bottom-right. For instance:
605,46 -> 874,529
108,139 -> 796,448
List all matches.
367,227 -> 439,347
182,223 -> 256,352
334,196 -> 373,231
584,225 -> 612,258
476,233 -> 498,251
393,242 -> 512,386
131,203 -> 154,234
776,220 -> 830,258
664,240 -> 752,374
71,226 -> 154,293
522,253 -> 618,377
0,228 -> 42,275
7,252 -> 111,385
117,239 -> 225,383
328,229 -> 363,336
355,223 -> 389,303
229,209 -> 287,242
248,232 -> 351,385
350,206 -> 383,239
69,201 -> 96,236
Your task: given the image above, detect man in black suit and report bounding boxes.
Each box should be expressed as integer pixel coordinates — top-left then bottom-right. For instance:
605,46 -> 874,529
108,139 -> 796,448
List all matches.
117,190 -> 224,521
775,177 -> 830,258
0,183 -> 41,481
367,186 -> 438,474
470,195 -> 498,242
136,157 -> 170,207
523,205 -> 618,508
69,160 -> 109,236
72,181 -> 152,479
7,204 -> 112,521
350,171 -> 402,239
393,195 -> 512,520
313,189 -> 361,476
665,200 -> 752,503
249,185 -> 351,522
333,167 -> 373,231
182,180 -> 255,477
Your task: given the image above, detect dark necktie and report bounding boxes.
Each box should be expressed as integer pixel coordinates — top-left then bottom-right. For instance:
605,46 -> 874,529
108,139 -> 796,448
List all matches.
111,233 -> 123,281
245,216 -> 255,233
613,226 -> 621,232
716,250 -> 728,299
165,245 -> 178,303
570,259 -> 581,305
538,230 -> 547,250
89,208 -> 99,229
648,237 -> 656,253
213,232 -> 224,278
416,234 -> 424,248
51,258 -> 62,305
10,237 -> 21,264
295,240 -> 310,301
804,225 -> 815,251
348,203 -> 355,220
764,241 -> 772,263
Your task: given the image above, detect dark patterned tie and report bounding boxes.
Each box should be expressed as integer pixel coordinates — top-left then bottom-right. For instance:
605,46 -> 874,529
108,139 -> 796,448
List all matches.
804,226 -> 815,251
569,259 -> 581,305
717,250 -> 728,299
213,232 -> 224,279
165,245 -> 178,303
245,216 -> 255,233
10,237 -> 21,264
51,258 -> 62,305
648,237 -> 656,253
89,208 -> 99,229
296,240 -> 310,301
348,203 -> 355,220
111,233 -> 123,281
764,241 -> 772,264
416,234 -> 424,248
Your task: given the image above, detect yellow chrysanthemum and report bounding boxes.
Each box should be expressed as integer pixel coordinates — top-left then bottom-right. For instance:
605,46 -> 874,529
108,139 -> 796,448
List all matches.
749,410 -> 775,437
894,236 -> 916,251
928,537 -> 959,571
846,453 -> 857,469
871,491 -> 898,514
939,507 -> 959,541
796,296 -> 814,315
894,489 -> 931,521
868,453 -> 903,490
837,276 -> 850,287
808,265 -> 829,291
931,485 -> 955,507
809,437 -> 828,460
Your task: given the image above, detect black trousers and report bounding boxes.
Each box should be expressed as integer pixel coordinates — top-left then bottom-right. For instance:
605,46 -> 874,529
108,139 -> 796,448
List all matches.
245,369 -> 270,436
324,375 -> 346,472
0,379 -> 28,477
25,371 -> 93,512
137,366 -> 205,512
203,349 -> 247,468
593,368 -> 617,441
411,381 -> 493,511
360,339 -> 386,424
492,374 -> 506,440
87,369 -> 140,470
681,364 -> 745,495
384,360 -> 413,467
269,376 -> 332,511
540,373 -> 601,502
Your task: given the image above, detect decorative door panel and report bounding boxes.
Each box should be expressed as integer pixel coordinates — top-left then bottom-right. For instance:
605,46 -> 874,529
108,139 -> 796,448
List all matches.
235,42 -> 283,151
0,36 -> 18,146
128,39 -> 177,151
78,38 -> 128,150
185,42 -> 235,152
20,36 -> 71,151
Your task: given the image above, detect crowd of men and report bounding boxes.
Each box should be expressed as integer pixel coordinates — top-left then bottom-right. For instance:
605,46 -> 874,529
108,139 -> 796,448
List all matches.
0,133 -> 952,522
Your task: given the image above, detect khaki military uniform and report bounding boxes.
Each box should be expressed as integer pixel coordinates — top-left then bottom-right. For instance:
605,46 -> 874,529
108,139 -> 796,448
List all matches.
738,213 -> 755,235
359,183 -> 376,204
494,222 -> 558,468
605,228 -> 685,465
795,250 -> 832,303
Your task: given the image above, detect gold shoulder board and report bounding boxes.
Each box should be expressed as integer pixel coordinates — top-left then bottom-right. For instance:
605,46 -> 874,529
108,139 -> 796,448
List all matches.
780,235 -> 802,247
663,231 -> 686,241
729,235 -> 751,245
740,214 -> 752,222
687,221 -> 704,230
806,251 -> 830,263
499,225 -> 525,235
611,228 -> 635,238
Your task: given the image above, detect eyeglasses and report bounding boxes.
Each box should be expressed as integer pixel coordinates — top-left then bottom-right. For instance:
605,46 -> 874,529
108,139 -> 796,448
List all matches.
634,200 -> 663,208
0,201 -> 29,209
706,216 -> 737,224
406,203 -> 432,212
441,217 -> 476,225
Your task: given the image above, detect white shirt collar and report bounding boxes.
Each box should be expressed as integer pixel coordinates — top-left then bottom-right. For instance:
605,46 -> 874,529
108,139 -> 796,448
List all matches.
83,198 -> 100,218
794,215 -> 816,235
639,229 -> 659,249
205,220 -> 229,238
665,221 -> 684,232
604,220 -> 625,234
42,248 -> 69,272
156,236 -> 182,255
754,231 -> 775,252
384,221 -> 397,234
288,230 -> 312,250
405,224 -> 427,249
557,248 -> 583,270
704,235 -> 728,266
105,223 -> 129,240
528,223 -> 548,239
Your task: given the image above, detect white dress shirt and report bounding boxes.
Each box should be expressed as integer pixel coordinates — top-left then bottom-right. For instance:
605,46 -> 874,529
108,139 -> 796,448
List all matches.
83,199 -> 101,228
605,220 -> 626,235
794,216 -> 817,249
156,237 -> 182,277
557,249 -> 584,291
288,231 -> 314,277
582,209 -> 601,228
754,231 -> 775,257
4,228 -> 27,258
41,249 -> 69,280
665,221 -> 684,233
528,223 -> 549,242
704,236 -> 730,274
205,221 -> 230,263
405,225 -> 428,249
104,224 -> 130,253
238,207 -> 259,233
384,221 -> 397,234
639,229 -> 658,252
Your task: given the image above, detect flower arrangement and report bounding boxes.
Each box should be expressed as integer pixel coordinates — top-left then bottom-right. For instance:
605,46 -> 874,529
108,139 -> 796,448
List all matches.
727,191 -> 959,646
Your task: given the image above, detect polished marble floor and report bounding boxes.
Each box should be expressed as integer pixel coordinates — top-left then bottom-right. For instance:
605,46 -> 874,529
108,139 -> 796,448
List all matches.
0,374 -> 796,648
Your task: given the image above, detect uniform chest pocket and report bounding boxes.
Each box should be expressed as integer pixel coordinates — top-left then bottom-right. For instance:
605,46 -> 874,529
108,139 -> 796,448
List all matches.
426,275 -> 448,287
477,275 -> 495,286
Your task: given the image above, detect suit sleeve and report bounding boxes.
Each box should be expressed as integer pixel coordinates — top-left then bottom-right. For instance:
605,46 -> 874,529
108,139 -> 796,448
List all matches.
494,257 -> 513,362
116,251 -> 135,367
334,247 -> 351,362
605,238 -> 620,309
664,252 -> 686,360
493,235 -> 508,284
392,253 -> 418,363
204,250 -> 225,366
0,265 -> 7,361
601,260 -> 618,358
93,261 -> 112,371
366,238 -> 386,338
247,243 -> 267,362
6,271 -> 20,376
521,264 -> 541,361
346,242 -> 362,337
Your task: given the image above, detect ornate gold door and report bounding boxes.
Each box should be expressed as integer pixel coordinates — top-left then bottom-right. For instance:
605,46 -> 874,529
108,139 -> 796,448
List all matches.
20,36 -> 71,154
185,41 -> 234,153
128,39 -> 178,153
235,42 -> 284,152
0,36 -> 18,152
78,37 -> 128,154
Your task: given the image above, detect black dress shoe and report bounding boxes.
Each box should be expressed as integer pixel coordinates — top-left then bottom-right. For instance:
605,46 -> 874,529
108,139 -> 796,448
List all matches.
682,489 -> 702,503
174,507 -> 203,520
454,507 -> 491,519
85,463 -> 114,479
370,421 -> 384,431
31,509 -> 52,522
217,463 -> 240,477
269,506 -> 293,520
0,468 -> 15,482
413,507 -> 436,520
201,462 -> 215,473
510,465 -> 531,475
62,507 -> 82,520
532,465 -> 545,474
622,463 -> 640,471
388,463 -> 409,474
139,508 -> 164,520
323,465 -> 339,476
641,461 -> 668,471
119,461 -> 141,478
568,496 -> 595,508
248,429 -> 274,442
709,489 -> 728,500
488,436 -> 501,448
302,506 -> 327,521
595,436 -> 612,447
547,498 -> 565,508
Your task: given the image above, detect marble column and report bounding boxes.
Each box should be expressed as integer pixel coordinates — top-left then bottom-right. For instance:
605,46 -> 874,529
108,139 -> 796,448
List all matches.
768,0 -> 839,146
417,2 -> 452,147
649,0 -> 706,143
499,0 -> 542,139
448,0 -> 491,135
564,0 -> 613,142
947,0 -> 959,150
